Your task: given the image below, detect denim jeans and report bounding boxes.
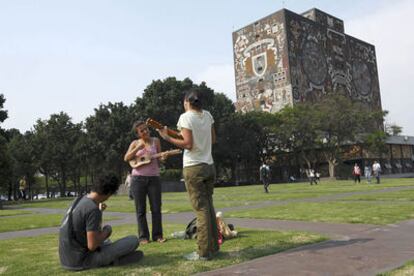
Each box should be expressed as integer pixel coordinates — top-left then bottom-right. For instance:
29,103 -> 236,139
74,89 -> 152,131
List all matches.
130,175 -> 163,241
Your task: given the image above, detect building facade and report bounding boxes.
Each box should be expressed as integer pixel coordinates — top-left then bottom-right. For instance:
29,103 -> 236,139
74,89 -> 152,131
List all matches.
233,8 -> 382,114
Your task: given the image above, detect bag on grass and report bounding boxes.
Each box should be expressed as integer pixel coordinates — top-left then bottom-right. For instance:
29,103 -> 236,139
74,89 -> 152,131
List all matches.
185,218 -> 198,239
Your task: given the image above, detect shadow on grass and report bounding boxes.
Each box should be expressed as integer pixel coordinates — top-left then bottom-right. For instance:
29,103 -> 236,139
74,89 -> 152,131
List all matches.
288,238 -> 373,254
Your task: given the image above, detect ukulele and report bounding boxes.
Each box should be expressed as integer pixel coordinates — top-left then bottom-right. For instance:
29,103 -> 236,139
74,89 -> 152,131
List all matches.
146,118 -> 183,139
129,149 -> 182,168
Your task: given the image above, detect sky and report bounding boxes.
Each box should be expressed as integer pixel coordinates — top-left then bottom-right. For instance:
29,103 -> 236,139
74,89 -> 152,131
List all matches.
0,0 -> 413,135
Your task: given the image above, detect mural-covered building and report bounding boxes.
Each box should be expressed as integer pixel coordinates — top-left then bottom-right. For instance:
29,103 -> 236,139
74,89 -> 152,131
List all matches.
233,8 -> 382,114
232,8 -> 414,181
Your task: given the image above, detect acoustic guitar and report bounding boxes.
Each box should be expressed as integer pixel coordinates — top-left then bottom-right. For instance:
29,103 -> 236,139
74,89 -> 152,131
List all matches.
146,118 -> 183,139
129,149 -> 182,169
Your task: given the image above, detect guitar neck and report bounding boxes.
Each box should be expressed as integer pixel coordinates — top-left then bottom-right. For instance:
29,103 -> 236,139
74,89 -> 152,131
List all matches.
151,150 -> 182,159
146,118 -> 183,139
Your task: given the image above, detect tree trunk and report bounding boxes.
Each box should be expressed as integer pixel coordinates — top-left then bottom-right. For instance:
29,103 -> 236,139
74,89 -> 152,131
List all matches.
7,180 -> 13,201
328,159 -> 336,178
28,179 -> 32,200
84,173 -> 88,194
45,174 -> 49,198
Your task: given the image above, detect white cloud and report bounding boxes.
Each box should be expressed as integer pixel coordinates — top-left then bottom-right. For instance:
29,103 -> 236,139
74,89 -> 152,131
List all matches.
194,64 -> 236,101
346,0 -> 414,135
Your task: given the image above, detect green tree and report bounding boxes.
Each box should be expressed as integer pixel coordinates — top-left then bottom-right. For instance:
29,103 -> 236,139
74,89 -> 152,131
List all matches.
0,94 -> 7,128
85,102 -> 135,181
215,112 -> 267,183
32,120 -> 53,197
36,112 -> 82,197
385,123 -> 403,136
0,94 -> 11,204
7,131 -> 38,199
364,130 -> 389,159
135,77 -> 235,170
272,104 -> 321,170
313,95 -> 384,177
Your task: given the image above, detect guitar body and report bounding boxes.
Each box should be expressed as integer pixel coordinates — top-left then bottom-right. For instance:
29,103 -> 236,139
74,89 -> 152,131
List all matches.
129,154 -> 152,168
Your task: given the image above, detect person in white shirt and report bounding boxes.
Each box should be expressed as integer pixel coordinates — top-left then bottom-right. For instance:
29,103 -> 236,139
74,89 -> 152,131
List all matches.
372,161 -> 381,184
158,89 -> 219,261
364,164 -> 372,184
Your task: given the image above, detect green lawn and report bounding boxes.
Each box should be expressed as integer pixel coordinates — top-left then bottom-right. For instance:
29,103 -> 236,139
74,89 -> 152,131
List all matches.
379,260 -> 414,276
227,201 -> 414,225
0,210 -> 33,217
0,214 -> 120,233
10,178 -> 414,214
0,224 -> 325,275
343,189 -> 414,202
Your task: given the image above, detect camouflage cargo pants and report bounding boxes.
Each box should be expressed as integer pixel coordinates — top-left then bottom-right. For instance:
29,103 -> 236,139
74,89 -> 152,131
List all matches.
183,163 -> 219,257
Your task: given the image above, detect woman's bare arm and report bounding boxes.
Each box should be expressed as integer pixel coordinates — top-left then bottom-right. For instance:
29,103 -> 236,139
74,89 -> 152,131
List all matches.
123,140 -> 144,161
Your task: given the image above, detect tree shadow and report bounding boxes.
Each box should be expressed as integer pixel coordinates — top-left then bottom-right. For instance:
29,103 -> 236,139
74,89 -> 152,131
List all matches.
288,238 -> 373,253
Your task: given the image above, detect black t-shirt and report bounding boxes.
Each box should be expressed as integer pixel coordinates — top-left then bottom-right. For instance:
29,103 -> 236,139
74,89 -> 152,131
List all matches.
59,196 -> 102,270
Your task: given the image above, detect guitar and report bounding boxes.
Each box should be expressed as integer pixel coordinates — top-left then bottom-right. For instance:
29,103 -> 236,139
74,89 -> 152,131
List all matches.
129,149 -> 182,168
146,118 -> 183,139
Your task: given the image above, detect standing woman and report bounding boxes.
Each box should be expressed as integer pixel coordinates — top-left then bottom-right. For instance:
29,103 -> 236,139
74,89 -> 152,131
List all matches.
158,89 -> 219,260
124,121 -> 166,244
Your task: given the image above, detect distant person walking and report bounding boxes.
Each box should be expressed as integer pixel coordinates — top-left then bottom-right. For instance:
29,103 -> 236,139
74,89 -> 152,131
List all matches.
307,169 -> 317,185
364,164 -> 372,184
372,161 -> 381,184
259,162 -> 271,193
19,176 -> 27,200
315,171 -> 321,184
352,163 -> 361,183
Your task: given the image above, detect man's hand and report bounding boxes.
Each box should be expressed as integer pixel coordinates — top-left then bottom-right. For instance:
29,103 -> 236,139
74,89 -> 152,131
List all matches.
157,126 -> 171,141
102,225 -> 112,239
99,203 -> 107,211
160,152 -> 167,162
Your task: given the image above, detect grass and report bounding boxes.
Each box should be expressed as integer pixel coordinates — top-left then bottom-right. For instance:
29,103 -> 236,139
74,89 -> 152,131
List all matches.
10,178 -> 414,214
0,224 -> 325,275
0,210 -> 33,217
227,201 -> 414,225
343,189 -> 414,202
4,178 -> 414,227
379,260 -> 414,276
0,214 -> 120,233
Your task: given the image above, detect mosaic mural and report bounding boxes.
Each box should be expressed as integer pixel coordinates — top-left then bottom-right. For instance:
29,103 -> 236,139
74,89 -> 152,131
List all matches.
233,8 -> 382,113
233,10 -> 292,113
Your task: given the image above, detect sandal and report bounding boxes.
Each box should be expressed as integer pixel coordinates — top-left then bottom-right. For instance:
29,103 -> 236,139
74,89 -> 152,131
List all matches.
139,239 -> 149,245
156,237 -> 167,243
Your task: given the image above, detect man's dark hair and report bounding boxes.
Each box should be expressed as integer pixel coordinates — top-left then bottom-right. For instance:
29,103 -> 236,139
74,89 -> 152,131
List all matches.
184,89 -> 202,110
91,174 -> 120,195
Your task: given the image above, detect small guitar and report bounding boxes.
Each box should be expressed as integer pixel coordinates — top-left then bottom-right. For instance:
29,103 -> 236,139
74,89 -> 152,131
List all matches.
129,149 -> 182,168
146,118 -> 183,139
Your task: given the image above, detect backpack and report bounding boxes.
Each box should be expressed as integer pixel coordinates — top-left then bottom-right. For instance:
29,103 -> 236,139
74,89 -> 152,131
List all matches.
260,166 -> 269,178
185,218 -> 198,239
60,196 -> 87,249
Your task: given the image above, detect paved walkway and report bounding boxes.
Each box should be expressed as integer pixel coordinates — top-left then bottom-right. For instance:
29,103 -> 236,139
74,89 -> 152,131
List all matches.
2,185 -> 414,275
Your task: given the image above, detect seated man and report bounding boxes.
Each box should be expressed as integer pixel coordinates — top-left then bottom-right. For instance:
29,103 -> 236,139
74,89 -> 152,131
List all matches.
59,174 -> 142,271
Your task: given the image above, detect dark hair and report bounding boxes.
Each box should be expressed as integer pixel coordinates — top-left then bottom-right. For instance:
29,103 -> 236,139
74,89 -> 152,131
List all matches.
132,120 -> 145,130
184,89 -> 202,110
91,174 -> 120,195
